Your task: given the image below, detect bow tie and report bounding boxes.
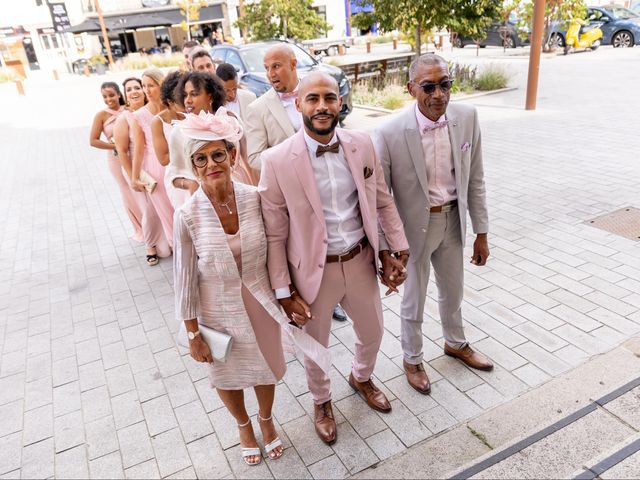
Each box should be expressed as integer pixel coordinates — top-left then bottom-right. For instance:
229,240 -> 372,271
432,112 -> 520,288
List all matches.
279,91 -> 297,100
422,120 -> 448,133
316,142 -> 340,157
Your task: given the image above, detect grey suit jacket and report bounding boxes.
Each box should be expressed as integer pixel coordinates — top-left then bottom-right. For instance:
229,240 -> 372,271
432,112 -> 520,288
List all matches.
244,87 -> 296,170
374,102 -> 488,256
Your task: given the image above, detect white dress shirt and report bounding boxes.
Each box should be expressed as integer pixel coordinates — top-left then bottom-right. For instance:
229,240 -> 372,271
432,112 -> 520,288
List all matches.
277,83 -> 303,132
225,99 -> 240,116
274,130 -> 365,300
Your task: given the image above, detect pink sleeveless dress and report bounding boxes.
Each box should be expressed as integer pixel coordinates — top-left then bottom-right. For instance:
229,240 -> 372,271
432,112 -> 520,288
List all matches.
124,111 -> 171,258
134,105 -> 175,247
103,107 -> 144,243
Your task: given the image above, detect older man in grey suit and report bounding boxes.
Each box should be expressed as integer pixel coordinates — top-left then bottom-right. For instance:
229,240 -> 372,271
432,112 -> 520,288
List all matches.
374,54 -> 493,395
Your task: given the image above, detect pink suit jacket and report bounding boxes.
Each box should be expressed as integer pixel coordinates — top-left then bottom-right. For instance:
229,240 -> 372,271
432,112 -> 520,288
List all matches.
258,128 -> 409,304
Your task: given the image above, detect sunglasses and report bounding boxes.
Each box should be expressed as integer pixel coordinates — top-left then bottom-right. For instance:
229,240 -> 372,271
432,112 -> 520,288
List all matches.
414,80 -> 454,95
191,150 -> 228,168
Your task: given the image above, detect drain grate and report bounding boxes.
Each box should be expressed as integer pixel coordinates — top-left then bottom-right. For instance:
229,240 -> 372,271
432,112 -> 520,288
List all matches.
587,207 -> 640,241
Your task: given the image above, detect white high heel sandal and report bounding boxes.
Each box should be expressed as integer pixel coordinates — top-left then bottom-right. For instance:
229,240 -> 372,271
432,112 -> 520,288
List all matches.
258,413 -> 284,460
238,418 -> 261,466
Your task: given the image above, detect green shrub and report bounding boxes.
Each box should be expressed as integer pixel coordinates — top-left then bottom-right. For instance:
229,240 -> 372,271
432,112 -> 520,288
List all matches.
116,54 -> 182,71
149,54 -> 183,68
475,64 -> 510,91
352,84 -> 410,110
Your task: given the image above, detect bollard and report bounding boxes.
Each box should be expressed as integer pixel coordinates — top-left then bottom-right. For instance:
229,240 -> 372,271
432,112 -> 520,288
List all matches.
366,40 -> 372,53
338,44 -> 346,55
53,69 -> 59,81
83,65 -> 90,76
15,80 -> 25,96
393,38 -> 398,50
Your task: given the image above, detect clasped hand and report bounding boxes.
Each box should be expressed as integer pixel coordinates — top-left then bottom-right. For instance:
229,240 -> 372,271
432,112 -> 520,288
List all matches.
379,250 -> 410,295
278,290 -> 313,328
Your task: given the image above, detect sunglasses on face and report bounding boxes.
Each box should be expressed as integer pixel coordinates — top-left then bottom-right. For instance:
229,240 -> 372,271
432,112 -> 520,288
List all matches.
191,150 -> 228,168
415,80 -> 454,95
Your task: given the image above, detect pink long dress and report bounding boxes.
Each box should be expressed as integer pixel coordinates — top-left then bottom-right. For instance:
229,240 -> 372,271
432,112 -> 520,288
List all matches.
124,111 -> 171,258
134,105 -> 175,247
102,107 -> 144,243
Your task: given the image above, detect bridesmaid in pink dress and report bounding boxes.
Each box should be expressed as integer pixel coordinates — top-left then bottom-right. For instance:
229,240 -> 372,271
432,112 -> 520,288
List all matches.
89,82 -> 143,242
132,68 -> 175,247
114,77 -> 171,265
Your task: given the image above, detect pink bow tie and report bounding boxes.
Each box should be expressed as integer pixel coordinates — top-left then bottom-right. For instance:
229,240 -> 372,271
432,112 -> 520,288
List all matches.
279,91 -> 297,100
422,120 -> 448,133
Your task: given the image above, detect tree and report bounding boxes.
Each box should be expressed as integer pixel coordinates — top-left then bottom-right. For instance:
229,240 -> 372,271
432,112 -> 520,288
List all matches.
510,0 -> 586,51
176,0 -> 208,41
236,0 -> 330,41
350,11 -> 376,33
362,0 -> 501,58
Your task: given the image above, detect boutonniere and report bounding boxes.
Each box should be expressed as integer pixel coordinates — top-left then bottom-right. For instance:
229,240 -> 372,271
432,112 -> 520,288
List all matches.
363,166 -> 373,179
461,142 -> 471,152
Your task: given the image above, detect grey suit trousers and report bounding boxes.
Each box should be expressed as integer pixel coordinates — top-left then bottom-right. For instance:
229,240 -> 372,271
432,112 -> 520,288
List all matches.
401,207 -> 467,364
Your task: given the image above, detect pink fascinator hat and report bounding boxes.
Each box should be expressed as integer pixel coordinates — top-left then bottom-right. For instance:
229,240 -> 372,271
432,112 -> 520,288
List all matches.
178,109 -> 244,159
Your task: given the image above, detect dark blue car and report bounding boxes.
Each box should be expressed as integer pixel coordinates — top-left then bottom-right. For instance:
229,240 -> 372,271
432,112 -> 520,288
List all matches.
211,41 -> 352,121
550,5 -> 640,49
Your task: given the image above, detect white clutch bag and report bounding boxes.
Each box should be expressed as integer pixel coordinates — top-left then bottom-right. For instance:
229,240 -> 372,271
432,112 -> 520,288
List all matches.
177,322 -> 233,363
139,169 -> 157,194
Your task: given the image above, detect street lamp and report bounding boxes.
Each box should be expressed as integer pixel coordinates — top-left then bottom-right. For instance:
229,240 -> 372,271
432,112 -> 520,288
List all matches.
117,18 -> 130,55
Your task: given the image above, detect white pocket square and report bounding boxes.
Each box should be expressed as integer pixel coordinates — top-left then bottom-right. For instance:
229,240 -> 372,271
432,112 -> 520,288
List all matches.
461,142 -> 471,152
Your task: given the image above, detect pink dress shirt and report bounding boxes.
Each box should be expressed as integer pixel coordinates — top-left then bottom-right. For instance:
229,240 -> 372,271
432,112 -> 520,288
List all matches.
415,105 -> 457,207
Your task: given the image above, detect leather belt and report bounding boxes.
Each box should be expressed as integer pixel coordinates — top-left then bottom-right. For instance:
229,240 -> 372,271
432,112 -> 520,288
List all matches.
326,237 -> 368,263
430,200 -> 457,213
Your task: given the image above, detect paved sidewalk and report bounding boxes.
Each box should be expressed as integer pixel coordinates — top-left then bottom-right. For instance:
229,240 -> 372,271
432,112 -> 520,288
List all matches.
1,47 -> 640,479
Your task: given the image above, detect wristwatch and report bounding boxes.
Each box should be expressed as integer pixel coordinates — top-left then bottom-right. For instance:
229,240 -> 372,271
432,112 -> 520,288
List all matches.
187,330 -> 201,341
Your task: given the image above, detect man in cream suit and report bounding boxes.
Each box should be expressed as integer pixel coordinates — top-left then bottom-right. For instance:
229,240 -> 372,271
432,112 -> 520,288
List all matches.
259,72 -> 409,445
246,43 -> 350,323
375,54 -> 494,396
216,63 -> 257,123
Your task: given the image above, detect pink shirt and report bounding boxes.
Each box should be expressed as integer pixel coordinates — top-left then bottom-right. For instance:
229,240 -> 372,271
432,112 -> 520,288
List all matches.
415,105 -> 457,206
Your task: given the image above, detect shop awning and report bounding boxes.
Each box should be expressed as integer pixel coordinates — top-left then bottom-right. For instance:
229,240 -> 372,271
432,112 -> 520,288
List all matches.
69,5 -> 224,34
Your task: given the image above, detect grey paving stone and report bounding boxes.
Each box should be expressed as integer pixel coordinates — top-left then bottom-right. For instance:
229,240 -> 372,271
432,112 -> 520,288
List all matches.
76,337 -> 102,366
430,356 -> 484,392
264,445 -> 312,479
186,434 -> 232,478
54,444 -> 89,479
22,403 -> 53,446
335,393 -> 387,439
163,371 -> 199,408
101,341 -> 128,370
166,466 -> 197,479
384,374 -> 438,415
0,373 -> 24,407
133,368 -> 167,403
194,377 -> 223,412
78,359 -> 107,392
271,382 -> 306,425
604,387 -> 640,430
85,415 -> 118,460
112,390 -> 144,429
151,427 -> 192,478
174,399 -> 214,443
54,409 -> 85,453
141,395 -> 178,436
553,344 -> 590,367
474,337 -> 527,371
127,344 -> 157,374
365,428 -> 406,461
106,364 -> 136,397
154,348 -> 186,378
465,383 -> 504,410
224,444 -> 274,479
332,422 -> 379,474
209,407 -> 242,450
512,363 -> 551,387
124,458 -> 160,479
146,326 -> 175,354
89,450 -> 125,479
417,405 -> 457,434
117,421 -> 155,469
553,324 -> 610,355
24,375 -> 53,412
464,306 -> 527,348
377,399 -> 431,447
514,342 -> 571,376
0,432 -> 22,475
21,437 -> 54,479
307,454 -> 348,480
0,400 -> 22,437
281,415 -> 333,466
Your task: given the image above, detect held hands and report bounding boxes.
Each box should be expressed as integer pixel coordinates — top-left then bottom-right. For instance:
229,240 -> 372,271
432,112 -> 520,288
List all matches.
132,179 -> 146,192
471,233 -> 490,266
189,335 -> 214,363
279,289 -> 313,328
379,250 -> 410,295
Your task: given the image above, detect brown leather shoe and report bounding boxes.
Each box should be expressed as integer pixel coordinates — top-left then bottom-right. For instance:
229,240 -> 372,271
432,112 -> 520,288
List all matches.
348,373 -> 392,413
314,401 -> 337,445
403,360 -> 431,394
444,343 -> 494,371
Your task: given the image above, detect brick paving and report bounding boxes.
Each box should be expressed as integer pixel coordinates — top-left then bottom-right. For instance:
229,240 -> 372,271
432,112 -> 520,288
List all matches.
1,46 -> 639,478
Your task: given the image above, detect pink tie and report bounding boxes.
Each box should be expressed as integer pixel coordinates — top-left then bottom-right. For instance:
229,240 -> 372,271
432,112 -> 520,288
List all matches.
280,91 -> 297,100
422,120 -> 448,134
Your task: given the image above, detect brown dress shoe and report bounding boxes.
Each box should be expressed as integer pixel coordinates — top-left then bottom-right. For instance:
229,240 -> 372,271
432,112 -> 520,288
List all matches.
444,343 -> 494,371
403,360 -> 431,394
348,373 -> 392,413
314,401 -> 337,445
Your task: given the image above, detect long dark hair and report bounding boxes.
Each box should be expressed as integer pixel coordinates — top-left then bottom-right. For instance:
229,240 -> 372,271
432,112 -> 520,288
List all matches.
101,81 -> 125,105
176,71 -> 226,112
161,71 -> 184,108
121,77 -> 148,106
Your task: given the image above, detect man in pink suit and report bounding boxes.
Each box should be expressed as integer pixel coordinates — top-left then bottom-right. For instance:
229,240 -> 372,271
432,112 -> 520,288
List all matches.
259,72 -> 410,445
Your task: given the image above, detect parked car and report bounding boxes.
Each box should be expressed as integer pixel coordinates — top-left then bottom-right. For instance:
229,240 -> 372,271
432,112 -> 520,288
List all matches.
550,5 -> 640,49
71,58 -> 93,74
454,13 -> 530,48
210,41 -> 352,121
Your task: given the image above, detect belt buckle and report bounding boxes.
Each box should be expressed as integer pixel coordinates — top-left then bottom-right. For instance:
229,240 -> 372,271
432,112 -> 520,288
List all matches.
338,242 -> 361,262
441,202 -> 454,213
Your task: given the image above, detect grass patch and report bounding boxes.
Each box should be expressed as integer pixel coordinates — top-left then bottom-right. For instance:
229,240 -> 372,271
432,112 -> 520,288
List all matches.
352,84 -> 412,110
475,64 -> 510,91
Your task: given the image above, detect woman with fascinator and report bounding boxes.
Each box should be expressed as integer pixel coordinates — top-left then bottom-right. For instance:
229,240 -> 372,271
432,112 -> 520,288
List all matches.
173,111 -> 330,466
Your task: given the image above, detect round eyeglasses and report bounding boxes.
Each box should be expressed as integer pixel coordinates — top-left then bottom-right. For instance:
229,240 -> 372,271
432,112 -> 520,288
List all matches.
191,149 -> 229,168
